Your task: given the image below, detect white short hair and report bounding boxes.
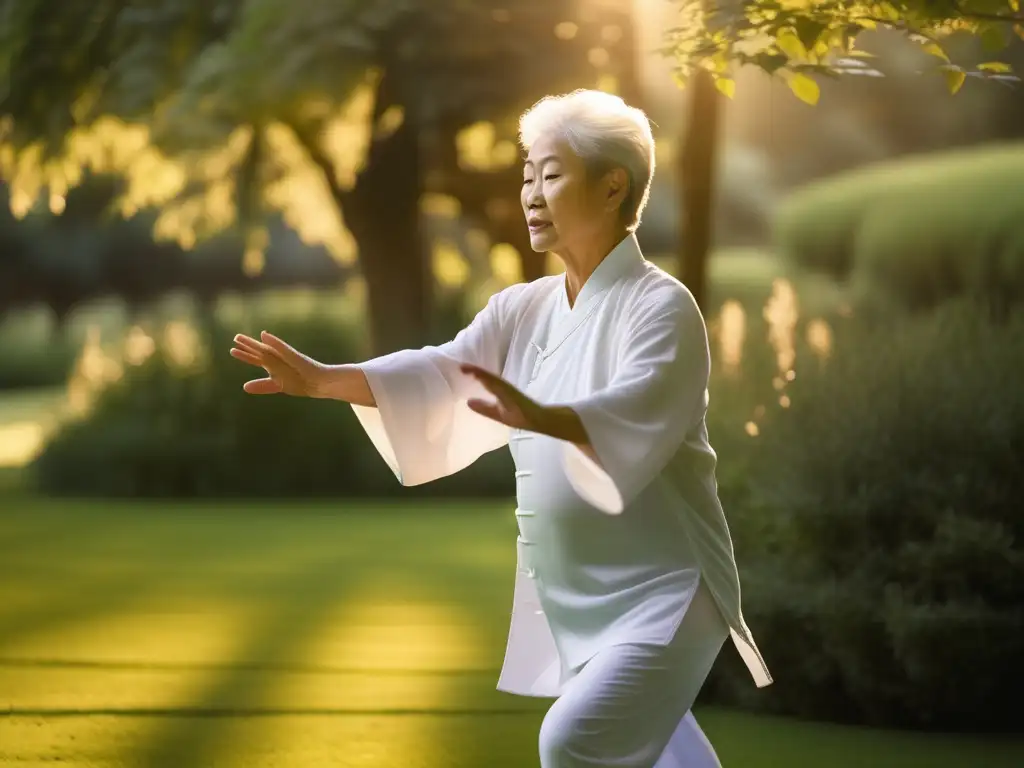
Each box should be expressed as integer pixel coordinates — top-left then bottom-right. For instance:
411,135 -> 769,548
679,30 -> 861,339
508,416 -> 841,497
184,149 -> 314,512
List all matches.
518,89 -> 655,232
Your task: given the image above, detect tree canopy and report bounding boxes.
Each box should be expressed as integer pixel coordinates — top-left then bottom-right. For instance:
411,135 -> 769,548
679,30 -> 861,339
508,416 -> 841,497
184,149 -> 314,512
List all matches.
0,0 -> 633,352
0,0 -> 618,262
664,0 -> 1023,104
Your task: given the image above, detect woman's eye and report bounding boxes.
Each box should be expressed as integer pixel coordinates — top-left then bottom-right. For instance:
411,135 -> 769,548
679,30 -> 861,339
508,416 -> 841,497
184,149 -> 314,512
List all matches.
544,174 -> 560,181
523,179 -> 534,186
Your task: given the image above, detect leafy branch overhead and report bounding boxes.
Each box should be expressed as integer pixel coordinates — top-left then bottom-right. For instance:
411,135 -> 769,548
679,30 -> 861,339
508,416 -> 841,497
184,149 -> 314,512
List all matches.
0,0 -> 611,263
664,0 -> 1024,104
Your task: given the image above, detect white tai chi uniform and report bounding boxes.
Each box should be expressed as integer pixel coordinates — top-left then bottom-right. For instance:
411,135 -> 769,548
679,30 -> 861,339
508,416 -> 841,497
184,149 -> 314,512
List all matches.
351,233 -> 772,767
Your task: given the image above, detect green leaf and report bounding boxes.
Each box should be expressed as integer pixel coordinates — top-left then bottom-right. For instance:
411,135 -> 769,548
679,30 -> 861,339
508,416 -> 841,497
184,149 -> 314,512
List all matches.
943,67 -> 966,94
714,76 -> 736,99
921,42 -> 949,62
787,72 -> 820,105
877,3 -> 901,22
978,61 -> 1012,73
776,29 -> 807,61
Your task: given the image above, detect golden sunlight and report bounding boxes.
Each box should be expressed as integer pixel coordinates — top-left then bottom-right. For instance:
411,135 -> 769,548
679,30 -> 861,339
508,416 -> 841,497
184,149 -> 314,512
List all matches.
123,325 -> 157,367
163,320 -> 203,369
0,82 -> 378,269
489,243 -> 524,286
597,73 -> 621,93
456,122 -> 519,173
555,21 -> 579,39
763,278 -> 799,376
248,589 -> 486,767
588,47 -> 612,68
0,421 -> 46,467
66,325 -> 124,418
0,607 -> 261,711
433,241 -> 471,290
807,318 -> 833,359
716,300 -> 747,375
421,193 -> 462,219
243,228 -> 270,278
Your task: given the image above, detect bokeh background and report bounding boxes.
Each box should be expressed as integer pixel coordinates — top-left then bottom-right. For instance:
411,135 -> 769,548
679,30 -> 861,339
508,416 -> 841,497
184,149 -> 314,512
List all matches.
1,1 -> 1023,766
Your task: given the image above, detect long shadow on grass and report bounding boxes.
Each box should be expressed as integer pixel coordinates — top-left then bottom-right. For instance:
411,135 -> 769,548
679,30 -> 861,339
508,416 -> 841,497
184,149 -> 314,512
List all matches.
0,656 -> 501,677
0,510 -> 101,559
0,511 -> 266,652
133,551 -> 363,768
3,705 -> 531,717
132,544 -> 550,766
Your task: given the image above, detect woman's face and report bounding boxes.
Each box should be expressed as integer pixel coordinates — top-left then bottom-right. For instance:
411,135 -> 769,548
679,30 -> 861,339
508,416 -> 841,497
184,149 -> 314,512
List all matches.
521,132 -> 618,254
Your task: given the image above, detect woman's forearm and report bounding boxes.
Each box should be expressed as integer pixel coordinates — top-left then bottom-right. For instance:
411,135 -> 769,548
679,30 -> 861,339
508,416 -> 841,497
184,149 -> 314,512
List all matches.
541,405 -> 602,467
313,364 -> 376,407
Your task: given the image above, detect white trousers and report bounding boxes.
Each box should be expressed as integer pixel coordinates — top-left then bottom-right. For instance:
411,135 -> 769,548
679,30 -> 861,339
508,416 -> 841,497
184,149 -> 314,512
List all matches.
538,578 -> 729,768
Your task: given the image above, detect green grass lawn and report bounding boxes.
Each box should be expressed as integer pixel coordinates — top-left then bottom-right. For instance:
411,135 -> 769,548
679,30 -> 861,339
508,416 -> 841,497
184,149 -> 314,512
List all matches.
1,500 -> 1021,767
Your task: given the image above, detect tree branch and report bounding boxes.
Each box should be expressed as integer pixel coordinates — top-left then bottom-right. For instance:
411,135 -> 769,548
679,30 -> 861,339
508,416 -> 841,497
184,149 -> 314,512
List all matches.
950,0 -> 1024,23
285,118 -> 348,209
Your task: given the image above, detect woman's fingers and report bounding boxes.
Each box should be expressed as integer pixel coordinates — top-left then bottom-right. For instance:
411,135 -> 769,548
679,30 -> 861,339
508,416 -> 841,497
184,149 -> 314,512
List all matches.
234,334 -> 280,361
467,398 -> 505,424
460,363 -> 517,400
243,377 -> 283,395
233,334 -> 264,353
230,347 -> 265,368
260,331 -> 304,364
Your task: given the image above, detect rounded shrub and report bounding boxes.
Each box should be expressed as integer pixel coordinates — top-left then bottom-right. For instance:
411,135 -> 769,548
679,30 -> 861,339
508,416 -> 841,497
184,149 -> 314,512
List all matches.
706,300 -> 1024,732
774,143 -> 1024,315
31,304 -> 514,500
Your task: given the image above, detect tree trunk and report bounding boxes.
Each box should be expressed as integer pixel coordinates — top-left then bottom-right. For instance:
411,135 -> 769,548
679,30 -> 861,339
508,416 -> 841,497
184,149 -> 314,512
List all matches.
296,73 -> 432,357
677,68 -> 721,312
344,123 -> 431,354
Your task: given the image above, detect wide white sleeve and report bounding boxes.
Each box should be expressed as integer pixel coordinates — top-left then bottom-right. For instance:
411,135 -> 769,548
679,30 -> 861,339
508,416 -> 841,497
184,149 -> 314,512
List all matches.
350,289 -> 519,486
559,289 -> 710,514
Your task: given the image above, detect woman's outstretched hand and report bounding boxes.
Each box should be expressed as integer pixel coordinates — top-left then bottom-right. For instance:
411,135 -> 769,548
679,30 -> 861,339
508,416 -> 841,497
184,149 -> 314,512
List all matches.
230,331 -> 326,397
460,363 -> 598,463
460,363 -> 549,432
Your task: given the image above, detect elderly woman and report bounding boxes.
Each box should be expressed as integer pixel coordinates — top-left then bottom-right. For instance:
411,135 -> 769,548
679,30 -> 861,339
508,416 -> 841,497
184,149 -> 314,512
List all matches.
231,89 -> 771,768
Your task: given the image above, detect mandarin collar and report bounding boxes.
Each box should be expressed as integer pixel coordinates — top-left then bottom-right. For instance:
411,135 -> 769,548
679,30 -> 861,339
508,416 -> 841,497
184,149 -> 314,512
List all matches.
562,232 -> 645,313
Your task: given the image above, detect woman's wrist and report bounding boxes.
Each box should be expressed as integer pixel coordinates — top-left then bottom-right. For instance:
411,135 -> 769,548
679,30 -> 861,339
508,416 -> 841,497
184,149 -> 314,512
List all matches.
312,364 -> 376,407
538,405 -> 588,445
538,405 -> 602,467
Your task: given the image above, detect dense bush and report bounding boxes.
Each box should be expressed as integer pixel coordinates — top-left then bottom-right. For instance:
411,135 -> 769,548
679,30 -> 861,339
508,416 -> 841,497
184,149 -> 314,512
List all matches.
774,143 -> 1024,315
31,301 -> 515,499
28,280 -> 795,504
0,312 -> 77,389
0,335 -> 76,389
706,301 -> 1024,732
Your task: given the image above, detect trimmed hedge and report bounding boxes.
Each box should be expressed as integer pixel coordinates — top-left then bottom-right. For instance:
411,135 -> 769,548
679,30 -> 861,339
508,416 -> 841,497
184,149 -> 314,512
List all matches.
706,300 -> 1024,732
774,143 -> 1024,314
31,301 -> 515,499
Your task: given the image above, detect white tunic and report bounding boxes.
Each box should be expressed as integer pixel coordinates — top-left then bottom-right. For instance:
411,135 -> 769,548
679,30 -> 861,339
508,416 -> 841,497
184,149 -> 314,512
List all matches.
351,233 -> 772,697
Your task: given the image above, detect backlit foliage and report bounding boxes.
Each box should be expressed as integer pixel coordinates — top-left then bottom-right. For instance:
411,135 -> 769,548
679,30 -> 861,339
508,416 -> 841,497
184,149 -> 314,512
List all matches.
664,0 -> 1023,103
0,0 -> 620,271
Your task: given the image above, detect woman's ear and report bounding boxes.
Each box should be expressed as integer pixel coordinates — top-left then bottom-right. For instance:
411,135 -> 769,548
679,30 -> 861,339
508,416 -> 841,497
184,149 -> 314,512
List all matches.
605,168 -> 629,211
